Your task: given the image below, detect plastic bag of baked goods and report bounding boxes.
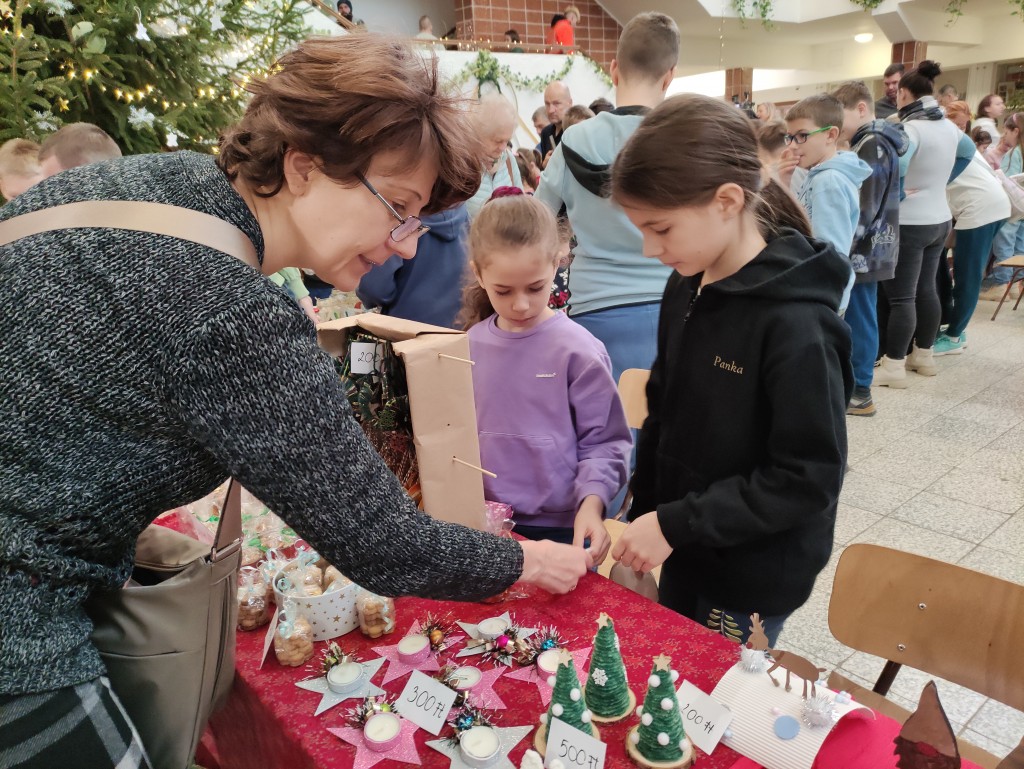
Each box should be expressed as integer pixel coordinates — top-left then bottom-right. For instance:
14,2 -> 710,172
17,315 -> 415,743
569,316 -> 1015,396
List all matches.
237,567 -> 271,631
357,591 -> 395,639
274,598 -> 314,667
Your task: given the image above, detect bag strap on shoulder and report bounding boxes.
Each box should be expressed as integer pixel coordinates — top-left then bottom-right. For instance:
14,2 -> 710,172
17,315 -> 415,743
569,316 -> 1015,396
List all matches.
0,199 -> 256,558
0,200 -> 260,270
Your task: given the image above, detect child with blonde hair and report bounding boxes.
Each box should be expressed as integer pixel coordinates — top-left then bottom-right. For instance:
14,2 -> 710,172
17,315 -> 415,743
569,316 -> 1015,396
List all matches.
461,192 -> 631,560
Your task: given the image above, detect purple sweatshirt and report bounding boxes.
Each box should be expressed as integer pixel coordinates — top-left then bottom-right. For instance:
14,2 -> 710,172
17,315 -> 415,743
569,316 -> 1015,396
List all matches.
468,312 -> 632,528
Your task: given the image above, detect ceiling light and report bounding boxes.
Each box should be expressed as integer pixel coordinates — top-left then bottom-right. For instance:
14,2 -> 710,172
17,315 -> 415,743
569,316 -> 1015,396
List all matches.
854,33 -> 874,43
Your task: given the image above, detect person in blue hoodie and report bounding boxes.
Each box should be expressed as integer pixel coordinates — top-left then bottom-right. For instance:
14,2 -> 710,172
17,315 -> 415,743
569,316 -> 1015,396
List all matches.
535,12 -> 680,384
786,94 -> 871,318
356,204 -> 469,329
609,94 -> 853,646
832,81 -> 909,416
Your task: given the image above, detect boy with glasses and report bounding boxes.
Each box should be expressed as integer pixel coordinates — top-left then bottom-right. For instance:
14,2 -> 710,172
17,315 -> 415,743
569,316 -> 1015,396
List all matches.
786,94 -> 871,315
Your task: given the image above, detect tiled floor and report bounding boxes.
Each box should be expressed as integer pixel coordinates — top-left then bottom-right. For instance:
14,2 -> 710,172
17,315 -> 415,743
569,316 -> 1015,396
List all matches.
775,295 -> 1024,758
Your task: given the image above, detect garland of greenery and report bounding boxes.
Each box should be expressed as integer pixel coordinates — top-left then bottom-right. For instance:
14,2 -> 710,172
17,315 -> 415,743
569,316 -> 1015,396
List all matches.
451,49 -> 612,94
732,0 -> 775,28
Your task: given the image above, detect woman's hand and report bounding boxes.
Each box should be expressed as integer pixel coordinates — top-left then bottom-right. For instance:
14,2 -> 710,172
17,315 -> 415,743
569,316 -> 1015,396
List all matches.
573,495 -> 610,566
520,539 -> 594,594
611,511 -> 672,575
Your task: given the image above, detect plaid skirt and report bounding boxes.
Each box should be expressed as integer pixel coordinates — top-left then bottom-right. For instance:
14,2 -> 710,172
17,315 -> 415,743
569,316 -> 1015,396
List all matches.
0,677 -> 151,769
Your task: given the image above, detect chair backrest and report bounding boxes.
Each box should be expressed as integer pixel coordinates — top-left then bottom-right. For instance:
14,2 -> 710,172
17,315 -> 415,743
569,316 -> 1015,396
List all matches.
617,368 -> 650,430
828,544 -> 1024,711
608,562 -> 660,602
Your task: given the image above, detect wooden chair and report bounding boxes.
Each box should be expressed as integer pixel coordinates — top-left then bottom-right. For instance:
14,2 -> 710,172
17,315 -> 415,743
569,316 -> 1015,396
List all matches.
990,255 -> 1024,321
827,544 -> 1024,768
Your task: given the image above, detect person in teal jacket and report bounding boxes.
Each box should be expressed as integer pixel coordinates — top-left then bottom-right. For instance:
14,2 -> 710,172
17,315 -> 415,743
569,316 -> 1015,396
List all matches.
269,267 -> 319,324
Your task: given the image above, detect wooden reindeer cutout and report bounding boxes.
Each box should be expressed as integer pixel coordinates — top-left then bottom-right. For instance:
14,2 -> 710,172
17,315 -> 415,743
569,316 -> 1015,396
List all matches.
996,738 -> 1024,769
894,681 -> 960,769
748,613 -> 826,699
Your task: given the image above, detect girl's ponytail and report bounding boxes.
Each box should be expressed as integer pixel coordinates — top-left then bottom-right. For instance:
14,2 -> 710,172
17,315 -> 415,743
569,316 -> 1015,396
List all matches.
755,178 -> 811,239
457,282 -> 495,330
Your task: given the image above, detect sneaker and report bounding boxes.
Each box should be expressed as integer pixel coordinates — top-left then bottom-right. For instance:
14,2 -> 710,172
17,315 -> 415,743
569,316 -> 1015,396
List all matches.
933,333 -> 965,356
847,387 -> 876,416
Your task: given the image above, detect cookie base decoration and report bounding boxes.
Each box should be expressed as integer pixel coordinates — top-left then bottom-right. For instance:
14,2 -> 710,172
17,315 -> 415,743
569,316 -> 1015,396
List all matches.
625,727 -> 694,769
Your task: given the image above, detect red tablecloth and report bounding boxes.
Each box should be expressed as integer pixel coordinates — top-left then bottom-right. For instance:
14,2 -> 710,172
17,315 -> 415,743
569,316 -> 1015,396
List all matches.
200,571 -> 742,769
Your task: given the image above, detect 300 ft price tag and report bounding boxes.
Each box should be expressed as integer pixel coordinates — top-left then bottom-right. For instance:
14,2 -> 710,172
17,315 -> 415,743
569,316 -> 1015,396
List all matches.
397,669 -> 458,735
545,718 -> 606,769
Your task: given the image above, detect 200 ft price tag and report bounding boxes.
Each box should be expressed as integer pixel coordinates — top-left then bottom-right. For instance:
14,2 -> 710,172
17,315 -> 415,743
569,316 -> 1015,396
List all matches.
545,718 -> 606,769
396,669 -> 458,735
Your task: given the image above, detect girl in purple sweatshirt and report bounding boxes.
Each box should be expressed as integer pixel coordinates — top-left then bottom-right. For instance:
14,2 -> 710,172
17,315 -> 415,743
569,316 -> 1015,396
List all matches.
460,193 -> 632,564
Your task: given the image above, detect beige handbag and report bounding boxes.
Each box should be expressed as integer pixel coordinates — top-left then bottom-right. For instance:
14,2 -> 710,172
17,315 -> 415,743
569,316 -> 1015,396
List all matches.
0,200 -> 258,769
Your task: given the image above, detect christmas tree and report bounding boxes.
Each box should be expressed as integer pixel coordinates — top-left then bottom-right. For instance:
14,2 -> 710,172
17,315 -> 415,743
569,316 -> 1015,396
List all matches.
0,0 -> 313,151
627,654 -> 692,768
584,612 -> 634,722
535,647 -> 599,755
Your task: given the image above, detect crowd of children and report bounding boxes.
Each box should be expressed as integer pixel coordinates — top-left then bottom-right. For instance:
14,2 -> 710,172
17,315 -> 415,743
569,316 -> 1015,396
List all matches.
4,16 -> 1022,659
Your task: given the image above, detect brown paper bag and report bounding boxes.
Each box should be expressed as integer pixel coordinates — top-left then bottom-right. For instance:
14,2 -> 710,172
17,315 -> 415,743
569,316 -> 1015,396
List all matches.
319,314 -> 486,531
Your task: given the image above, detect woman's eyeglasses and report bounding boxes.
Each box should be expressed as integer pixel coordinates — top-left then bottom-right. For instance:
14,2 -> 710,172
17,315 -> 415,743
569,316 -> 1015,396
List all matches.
357,173 -> 430,242
783,126 -> 833,145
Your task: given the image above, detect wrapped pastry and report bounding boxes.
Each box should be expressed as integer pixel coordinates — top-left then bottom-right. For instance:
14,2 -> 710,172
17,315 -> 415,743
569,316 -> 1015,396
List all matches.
357,591 -> 396,639
274,598 -> 314,667
236,567 -> 270,631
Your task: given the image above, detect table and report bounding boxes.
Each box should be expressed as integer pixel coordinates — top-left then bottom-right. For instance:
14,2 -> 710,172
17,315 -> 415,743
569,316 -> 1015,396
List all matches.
199,571 -> 743,769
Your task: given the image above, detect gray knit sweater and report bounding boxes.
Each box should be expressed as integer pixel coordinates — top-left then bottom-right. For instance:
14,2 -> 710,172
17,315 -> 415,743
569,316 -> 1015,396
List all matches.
0,151 -> 522,695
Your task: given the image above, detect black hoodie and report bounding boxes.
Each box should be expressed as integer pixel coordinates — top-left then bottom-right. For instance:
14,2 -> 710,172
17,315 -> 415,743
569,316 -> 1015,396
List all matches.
630,230 -> 854,617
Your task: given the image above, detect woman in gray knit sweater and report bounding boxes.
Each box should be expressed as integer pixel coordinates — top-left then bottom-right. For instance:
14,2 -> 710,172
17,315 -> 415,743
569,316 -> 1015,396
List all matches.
0,35 -> 590,768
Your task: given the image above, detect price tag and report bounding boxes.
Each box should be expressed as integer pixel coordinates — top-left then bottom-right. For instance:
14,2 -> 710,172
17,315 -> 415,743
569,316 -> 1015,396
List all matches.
259,607 -> 280,669
397,669 -> 458,735
350,342 -> 382,375
545,717 -> 606,769
676,679 -> 733,754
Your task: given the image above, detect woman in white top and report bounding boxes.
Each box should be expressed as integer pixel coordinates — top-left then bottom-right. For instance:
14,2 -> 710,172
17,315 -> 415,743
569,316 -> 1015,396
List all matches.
875,61 -> 960,388
935,152 -> 1011,354
974,94 -> 1005,145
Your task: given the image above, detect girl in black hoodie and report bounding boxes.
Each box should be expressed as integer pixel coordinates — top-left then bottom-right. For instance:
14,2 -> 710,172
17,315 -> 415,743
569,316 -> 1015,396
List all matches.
609,95 -> 853,646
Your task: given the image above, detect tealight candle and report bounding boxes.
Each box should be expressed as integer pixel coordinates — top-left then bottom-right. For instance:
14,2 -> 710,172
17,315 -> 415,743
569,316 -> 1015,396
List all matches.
363,712 -> 402,752
397,633 -> 431,664
460,725 -> 501,767
536,648 -> 561,676
326,661 -> 363,694
476,617 -> 509,640
451,665 -> 482,691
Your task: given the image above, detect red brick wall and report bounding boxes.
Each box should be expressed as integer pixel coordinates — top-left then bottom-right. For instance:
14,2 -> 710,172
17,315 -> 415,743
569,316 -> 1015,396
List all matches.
725,67 -> 753,103
454,0 -> 621,70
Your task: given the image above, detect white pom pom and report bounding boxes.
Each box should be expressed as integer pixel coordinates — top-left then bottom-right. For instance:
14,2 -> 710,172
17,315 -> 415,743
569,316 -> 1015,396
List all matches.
670,670 -> 680,683
641,713 -> 653,726
658,733 -> 670,746
630,731 -> 640,745
547,675 -> 557,688
539,712 -> 548,725
635,706 -> 644,717
581,710 -> 592,723
552,704 -> 564,717
661,697 -> 674,711
570,688 -> 581,701
551,760 -> 566,769
679,738 -> 687,750
648,674 -> 660,687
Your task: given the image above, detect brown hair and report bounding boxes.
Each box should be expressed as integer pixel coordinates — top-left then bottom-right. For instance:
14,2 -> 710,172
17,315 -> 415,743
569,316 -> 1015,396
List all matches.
615,12 -> 680,83
899,60 -> 941,100
883,63 -> 905,79
458,195 -> 560,329
38,123 -> 121,170
757,121 -> 787,155
218,35 -> 483,213
1004,112 -> 1024,156
786,94 -> 843,130
611,94 -> 811,238
0,138 -> 42,177
945,100 -> 971,130
562,104 -> 595,130
831,80 -> 873,111
977,93 -> 1001,119
970,126 -> 992,149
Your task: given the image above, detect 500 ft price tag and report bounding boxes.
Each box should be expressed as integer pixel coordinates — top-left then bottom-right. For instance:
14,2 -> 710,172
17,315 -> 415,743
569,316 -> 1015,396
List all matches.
397,669 -> 458,735
545,718 -> 606,769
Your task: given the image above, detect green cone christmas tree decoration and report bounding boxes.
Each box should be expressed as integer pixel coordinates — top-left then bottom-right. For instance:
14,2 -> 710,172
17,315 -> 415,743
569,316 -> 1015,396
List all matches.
534,648 -> 600,756
584,612 -> 635,722
626,655 -> 693,769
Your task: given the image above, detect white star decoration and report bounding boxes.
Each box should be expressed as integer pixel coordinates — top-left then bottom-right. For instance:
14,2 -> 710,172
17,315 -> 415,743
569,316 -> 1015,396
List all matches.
592,668 -> 608,686
455,612 -> 538,665
426,725 -> 533,769
295,657 -> 387,716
